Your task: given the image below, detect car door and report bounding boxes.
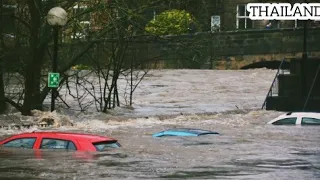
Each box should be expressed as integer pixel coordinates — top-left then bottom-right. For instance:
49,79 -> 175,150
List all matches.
1,137 -> 37,149
39,137 -> 77,151
300,117 -> 320,125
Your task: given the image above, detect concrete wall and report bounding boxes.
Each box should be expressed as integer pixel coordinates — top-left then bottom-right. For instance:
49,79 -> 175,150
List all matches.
207,28 -> 320,56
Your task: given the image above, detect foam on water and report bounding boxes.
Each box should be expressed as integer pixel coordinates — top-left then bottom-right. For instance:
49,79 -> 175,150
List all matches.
66,109 -> 281,132
0,109 -> 284,136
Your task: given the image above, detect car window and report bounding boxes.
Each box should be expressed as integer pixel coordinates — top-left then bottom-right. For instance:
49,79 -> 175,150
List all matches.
272,117 -> 297,125
3,138 -> 36,149
301,117 -> 320,125
93,141 -> 121,151
67,141 -> 77,150
40,138 -> 77,150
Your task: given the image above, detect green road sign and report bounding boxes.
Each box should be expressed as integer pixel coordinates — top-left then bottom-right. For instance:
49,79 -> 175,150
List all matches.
48,72 -> 60,88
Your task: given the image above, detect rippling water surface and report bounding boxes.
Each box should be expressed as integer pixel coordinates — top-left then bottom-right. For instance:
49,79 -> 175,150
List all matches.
0,69 -> 319,180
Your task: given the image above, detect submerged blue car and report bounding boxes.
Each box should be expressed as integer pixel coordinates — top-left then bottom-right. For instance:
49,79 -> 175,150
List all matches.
152,128 -> 219,137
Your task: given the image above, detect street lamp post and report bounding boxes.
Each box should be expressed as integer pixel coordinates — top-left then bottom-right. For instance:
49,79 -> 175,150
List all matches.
47,7 -> 67,112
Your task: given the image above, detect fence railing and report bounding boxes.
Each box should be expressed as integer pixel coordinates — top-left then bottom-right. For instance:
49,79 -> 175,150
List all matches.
261,59 -> 289,109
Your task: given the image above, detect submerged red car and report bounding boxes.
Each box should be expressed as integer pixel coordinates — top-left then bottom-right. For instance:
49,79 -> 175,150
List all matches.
0,131 -> 121,152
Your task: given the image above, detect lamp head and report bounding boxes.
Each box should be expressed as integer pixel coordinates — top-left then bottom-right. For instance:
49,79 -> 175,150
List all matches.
47,7 -> 68,26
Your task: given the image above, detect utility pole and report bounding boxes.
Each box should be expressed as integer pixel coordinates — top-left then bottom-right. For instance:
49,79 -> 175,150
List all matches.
302,0 -> 308,61
301,0 -> 308,98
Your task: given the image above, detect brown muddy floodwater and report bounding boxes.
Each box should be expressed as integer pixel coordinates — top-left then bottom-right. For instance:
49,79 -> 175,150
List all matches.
0,69 -> 319,179
0,110 -> 319,180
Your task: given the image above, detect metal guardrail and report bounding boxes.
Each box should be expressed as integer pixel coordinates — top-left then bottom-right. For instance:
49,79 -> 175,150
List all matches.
261,59 -> 288,110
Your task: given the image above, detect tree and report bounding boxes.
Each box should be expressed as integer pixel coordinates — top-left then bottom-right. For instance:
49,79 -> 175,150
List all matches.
0,0 -> 6,113
145,9 -> 195,35
61,0 -> 159,112
1,0 -> 164,115
2,0 -> 215,115
1,0 -> 111,115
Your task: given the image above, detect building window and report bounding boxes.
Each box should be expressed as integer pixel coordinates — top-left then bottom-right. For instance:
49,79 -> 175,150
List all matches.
73,4 -> 90,22
295,20 -> 304,28
236,5 -> 252,29
71,3 -> 91,40
294,20 -> 319,28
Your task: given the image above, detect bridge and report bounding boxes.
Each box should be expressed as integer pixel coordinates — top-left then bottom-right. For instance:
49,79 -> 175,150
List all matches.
112,27 -> 320,69
57,27 -> 320,70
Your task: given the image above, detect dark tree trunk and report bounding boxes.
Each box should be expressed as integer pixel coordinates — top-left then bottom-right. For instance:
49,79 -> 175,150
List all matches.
0,0 -> 6,114
0,68 -> 5,114
22,0 -> 45,115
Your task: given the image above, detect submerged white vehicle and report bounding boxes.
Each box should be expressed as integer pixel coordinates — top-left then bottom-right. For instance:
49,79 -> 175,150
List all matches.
267,112 -> 320,125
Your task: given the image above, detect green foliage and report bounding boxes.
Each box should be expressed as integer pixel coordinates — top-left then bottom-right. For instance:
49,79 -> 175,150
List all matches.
145,9 -> 195,35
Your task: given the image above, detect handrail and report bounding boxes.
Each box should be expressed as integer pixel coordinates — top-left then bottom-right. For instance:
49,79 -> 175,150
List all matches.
261,59 -> 286,109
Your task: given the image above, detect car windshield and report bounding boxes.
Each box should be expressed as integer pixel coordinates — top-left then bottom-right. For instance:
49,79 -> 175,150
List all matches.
93,141 -> 121,151
272,117 -> 297,125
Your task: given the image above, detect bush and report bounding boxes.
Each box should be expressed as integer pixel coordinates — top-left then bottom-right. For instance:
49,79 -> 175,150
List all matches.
145,9 -> 196,35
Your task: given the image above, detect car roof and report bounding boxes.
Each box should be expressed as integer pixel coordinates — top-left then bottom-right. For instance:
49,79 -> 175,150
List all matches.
10,131 -> 115,143
280,112 -> 320,118
267,112 -> 320,124
152,128 -> 219,137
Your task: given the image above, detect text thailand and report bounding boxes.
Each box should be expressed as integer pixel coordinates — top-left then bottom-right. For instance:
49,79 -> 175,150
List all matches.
247,3 -> 320,20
